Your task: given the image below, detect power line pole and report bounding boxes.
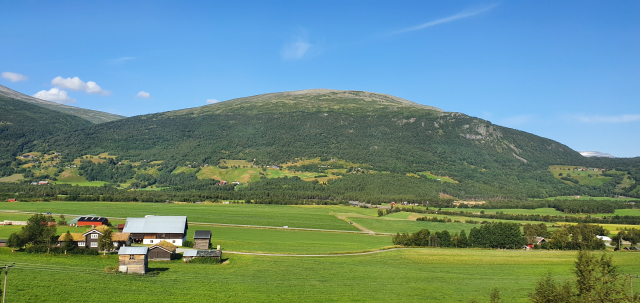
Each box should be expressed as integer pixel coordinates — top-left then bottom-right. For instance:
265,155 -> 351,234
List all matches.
628,274 -> 638,299
2,264 -> 15,303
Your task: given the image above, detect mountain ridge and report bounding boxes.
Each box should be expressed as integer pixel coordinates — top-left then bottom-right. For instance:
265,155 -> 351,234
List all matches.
0,84 -> 124,124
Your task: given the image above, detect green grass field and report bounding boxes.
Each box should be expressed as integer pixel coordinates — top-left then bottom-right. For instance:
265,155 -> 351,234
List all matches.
0,202 -> 362,231
0,174 -> 24,182
1,248 -> 638,302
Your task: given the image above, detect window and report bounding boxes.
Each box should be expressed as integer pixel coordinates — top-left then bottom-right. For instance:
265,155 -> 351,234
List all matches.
90,242 -> 98,247
90,234 -> 98,239
172,240 -> 175,243
79,242 -> 85,247
130,255 -> 135,260
114,242 -> 119,247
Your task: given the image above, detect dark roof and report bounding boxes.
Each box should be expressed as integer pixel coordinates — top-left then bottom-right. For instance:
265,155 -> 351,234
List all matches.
193,230 -> 212,239
0,239 -> 6,243
197,250 -> 221,257
78,217 -> 108,222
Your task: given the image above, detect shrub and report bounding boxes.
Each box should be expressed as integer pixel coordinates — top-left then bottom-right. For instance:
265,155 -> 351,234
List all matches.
188,257 -> 222,264
182,240 -> 194,248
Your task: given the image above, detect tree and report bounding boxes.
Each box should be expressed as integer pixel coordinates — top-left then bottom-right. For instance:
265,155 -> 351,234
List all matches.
529,251 -> 629,303
98,228 -> 114,254
6,233 -> 25,252
17,214 -> 57,252
377,209 -> 384,217
61,231 -> 77,252
458,229 -> 468,248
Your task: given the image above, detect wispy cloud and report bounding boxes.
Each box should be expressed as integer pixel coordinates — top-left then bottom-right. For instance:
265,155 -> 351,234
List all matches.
2,72 -> 28,82
206,99 -> 219,104
281,28 -> 314,61
51,76 -> 111,95
392,4 -> 499,35
136,91 -> 152,99
574,114 -> 640,123
33,88 -> 75,104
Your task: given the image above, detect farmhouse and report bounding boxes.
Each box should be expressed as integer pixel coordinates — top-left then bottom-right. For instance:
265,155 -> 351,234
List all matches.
58,226 -> 132,249
123,216 -> 188,246
193,230 -> 212,249
118,246 -> 148,274
148,240 -> 177,260
38,181 -> 49,185
76,216 -> 109,227
182,249 -> 222,262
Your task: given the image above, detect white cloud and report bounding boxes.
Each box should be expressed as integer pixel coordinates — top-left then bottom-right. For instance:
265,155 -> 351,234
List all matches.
2,72 -> 28,82
33,88 -> 76,104
51,76 -> 111,95
575,114 -> 640,123
501,114 -> 535,127
136,91 -> 152,99
281,29 -> 313,60
393,4 -> 499,34
206,99 -> 220,104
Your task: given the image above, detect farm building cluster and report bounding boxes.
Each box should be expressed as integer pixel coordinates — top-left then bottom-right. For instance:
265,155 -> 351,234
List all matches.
6,214 -> 223,274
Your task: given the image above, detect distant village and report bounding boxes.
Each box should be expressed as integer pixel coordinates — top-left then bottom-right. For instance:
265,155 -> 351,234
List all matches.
1,215 -> 222,274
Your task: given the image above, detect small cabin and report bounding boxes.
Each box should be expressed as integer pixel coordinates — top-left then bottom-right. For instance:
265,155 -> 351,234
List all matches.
149,241 -> 177,261
193,230 -> 212,249
0,239 -> 6,247
118,246 -> 148,274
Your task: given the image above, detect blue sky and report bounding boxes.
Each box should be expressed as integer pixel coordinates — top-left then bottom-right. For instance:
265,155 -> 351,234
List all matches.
1,1 -> 639,157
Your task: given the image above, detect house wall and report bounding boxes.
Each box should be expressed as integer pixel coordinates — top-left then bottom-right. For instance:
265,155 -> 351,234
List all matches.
119,254 -> 148,274
193,238 -> 210,249
77,221 -> 104,226
148,248 -> 172,260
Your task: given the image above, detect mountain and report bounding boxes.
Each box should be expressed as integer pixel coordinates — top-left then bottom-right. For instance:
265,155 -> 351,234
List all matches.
580,151 -> 615,158
0,84 -> 124,124
0,94 -> 93,158
30,89 -> 591,199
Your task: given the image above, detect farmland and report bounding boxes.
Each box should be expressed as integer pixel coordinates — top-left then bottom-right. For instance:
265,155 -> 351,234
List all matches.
0,201 -> 639,302
1,247 -> 639,302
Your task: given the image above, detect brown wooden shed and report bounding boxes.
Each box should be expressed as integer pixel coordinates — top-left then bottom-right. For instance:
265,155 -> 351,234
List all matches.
148,241 -> 177,261
118,246 -> 148,274
193,230 -> 212,249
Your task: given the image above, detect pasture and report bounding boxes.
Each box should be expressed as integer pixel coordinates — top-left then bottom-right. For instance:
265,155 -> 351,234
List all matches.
0,202 -> 365,231
1,248 -> 638,302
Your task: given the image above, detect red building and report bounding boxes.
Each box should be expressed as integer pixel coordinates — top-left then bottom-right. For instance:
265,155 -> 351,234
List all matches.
77,216 -> 109,227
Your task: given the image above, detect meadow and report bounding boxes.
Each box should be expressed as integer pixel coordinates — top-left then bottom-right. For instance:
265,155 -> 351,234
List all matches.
0,202 -> 369,231
1,247 -> 638,302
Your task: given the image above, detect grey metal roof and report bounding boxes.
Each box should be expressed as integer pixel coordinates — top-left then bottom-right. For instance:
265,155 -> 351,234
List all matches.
183,249 -> 198,257
193,230 -> 211,239
118,246 -> 148,255
197,250 -> 221,257
122,216 -> 188,234
182,249 -> 221,257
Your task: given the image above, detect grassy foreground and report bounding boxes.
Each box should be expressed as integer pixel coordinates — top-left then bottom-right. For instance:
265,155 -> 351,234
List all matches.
1,248 -> 638,302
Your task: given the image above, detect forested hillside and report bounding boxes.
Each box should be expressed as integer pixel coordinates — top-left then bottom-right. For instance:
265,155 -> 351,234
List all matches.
4,89 -> 638,200
0,96 -> 93,160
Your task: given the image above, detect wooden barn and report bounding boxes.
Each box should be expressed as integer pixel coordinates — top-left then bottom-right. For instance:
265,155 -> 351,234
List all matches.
118,246 -> 148,274
193,230 -> 212,249
76,216 -> 109,227
149,240 -> 177,261
123,216 -> 188,246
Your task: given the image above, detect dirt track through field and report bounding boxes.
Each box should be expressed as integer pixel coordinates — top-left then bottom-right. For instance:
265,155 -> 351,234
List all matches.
221,247 -> 403,257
